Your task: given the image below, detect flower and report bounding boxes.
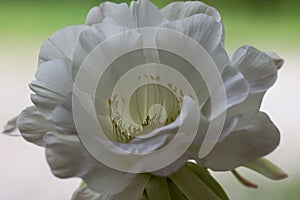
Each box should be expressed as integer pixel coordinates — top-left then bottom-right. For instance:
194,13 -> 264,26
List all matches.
4,0 -> 287,199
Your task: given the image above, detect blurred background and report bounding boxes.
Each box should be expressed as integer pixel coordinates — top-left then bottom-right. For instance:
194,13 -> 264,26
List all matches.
0,0 -> 299,199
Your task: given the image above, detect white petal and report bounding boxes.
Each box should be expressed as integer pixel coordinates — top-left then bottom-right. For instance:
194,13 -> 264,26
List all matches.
101,2 -> 135,28
72,174 -> 150,200
16,106 -> 55,146
35,58 -> 73,95
44,132 -> 136,195
228,92 -> 265,129
39,25 -> 88,65
111,174 -> 150,200
194,114 -> 239,149
30,58 -> 73,115
203,112 -> 280,171
202,65 -> 249,119
220,65 -> 249,112
73,23 -> 128,70
52,94 -> 76,134
163,14 -> 228,71
86,0 -> 168,28
151,152 -> 191,176
130,0 -> 168,27
2,116 -> 21,136
161,1 -> 221,22
216,115 -> 239,141
230,45 -> 278,93
265,51 -> 284,70
85,6 -> 105,26
115,96 -> 200,176
92,23 -> 129,38
74,29 -> 143,94
72,29 -> 103,76
72,185 -> 110,200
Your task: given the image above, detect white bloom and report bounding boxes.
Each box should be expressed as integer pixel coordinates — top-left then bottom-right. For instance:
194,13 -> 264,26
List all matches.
5,0 -> 285,198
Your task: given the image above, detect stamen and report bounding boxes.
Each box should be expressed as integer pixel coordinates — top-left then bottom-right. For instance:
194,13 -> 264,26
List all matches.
107,74 -> 187,143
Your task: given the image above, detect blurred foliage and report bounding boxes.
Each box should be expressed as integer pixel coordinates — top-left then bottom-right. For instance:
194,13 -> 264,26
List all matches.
0,0 -> 299,49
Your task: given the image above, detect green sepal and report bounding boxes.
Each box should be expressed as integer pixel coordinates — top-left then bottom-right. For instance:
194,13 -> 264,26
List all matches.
167,178 -> 187,200
186,162 -> 229,200
146,176 -> 171,200
243,158 -> 288,180
141,191 -> 149,200
80,181 -> 86,187
170,165 -> 221,200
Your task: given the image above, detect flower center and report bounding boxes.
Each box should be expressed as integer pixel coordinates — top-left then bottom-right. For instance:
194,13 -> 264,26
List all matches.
108,80 -> 183,143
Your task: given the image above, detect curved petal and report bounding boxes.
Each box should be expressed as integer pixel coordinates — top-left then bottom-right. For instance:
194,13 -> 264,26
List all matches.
100,2 -> 134,28
73,23 -> 129,70
151,151 -> 191,176
108,96 -> 199,176
129,0 -> 168,27
202,112 -> 280,171
115,96 -> 198,154
30,58 -> 73,115
72,28 -> 104,77
265,51 -> 284,70
90,0 -> 168,28
16,106 -> 55,146
163,14 -> 228,71
72,185 -> 110,200
52,94 -> 76,134
230,45 -> 278,93
72,174 -> 150,200
44,131 -> 136,195
35,58 -> 73,95
39,25 -> 88,65
85,6 -> 105,26
202,65 -> 249,119
2,116 -> 21,136
161,1 -> 221,22
228,92 -> 265,130
112,174 -> 150,200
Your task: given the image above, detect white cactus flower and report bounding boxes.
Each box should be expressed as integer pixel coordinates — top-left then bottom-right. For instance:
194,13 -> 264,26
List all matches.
4,0 -> 286,199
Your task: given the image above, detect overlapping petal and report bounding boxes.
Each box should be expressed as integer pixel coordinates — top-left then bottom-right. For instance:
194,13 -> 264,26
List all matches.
30,58 -> 73,118
73,23 -> 129,71
86,0 -> 168,28
202,65 -> 249,120
163,14 -> 228,70
72,174 -> 150,200
202,112 -> 280,170
161,1 -> 221,22
129,0 -> 168,28
44,131 -> 137,195
39,25 -> 88,65
230,45 -> 278,93
16,106 -> 55,146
